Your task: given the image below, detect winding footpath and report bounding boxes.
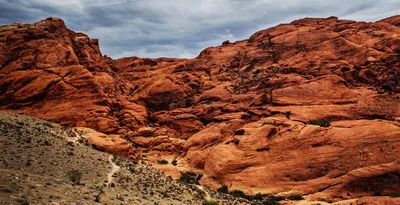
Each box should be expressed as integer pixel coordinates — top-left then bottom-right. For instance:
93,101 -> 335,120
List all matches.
106,155 -> 120,187
196,184 -> 212,201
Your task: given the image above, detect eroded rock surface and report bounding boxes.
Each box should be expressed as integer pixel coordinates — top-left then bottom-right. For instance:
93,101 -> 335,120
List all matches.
1,16 -> 400,203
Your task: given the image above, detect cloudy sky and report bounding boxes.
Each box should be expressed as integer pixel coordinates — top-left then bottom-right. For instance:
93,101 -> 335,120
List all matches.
1,0 -> 400,59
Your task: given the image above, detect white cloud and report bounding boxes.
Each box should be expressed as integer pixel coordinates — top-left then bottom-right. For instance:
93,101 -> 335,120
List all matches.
1,0 -> 399,58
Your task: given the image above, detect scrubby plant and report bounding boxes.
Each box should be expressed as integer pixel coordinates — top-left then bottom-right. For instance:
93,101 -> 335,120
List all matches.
180,171 -> 202,185
172,159 -> 178,166
131,158 -> 139,164
129,165 -> 136,173
261,197 -> 280,205
309,119 -> 331,127
388,192 -> 400,198
251,193 -> 264,201
94,188 -> 104,203
202,200 -> 219,205
67,169 -> 81,184
217,185 -> 228,193
91,144 -> 103,151
39,122 -> 52,127
287,194 -> 304,200
230,190 -> 247,198
158,159 -> 168,165
20,199 -> 29,205
269,195 -> 285,201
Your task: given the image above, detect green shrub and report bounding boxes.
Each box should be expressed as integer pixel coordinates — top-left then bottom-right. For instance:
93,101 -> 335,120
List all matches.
217,185 -> 228,193
202,200 -> 219,205
230,190 -> 247,198
196,174 -> 203,181
389,192 -> 400,198
67,170 -> 81,184
287,194 -> 304,200
91,144 -> 103,151
226,189 -> 266,200
262,197 -> 280,205
16,121 -> 24,126
251,193 -> 264,200
269,195 -> 285,201
180,171 -> 202,185
158,159 -> 168,165
131,159 -> 139,164
309,119 -> 331,127
172,159 -> 178,166
20,199 -> 29,205
129,165 -> 136,173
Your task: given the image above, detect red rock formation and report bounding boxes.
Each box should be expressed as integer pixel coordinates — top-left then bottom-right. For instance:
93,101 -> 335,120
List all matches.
1,16 -> 400,203
0,18 -> 147,134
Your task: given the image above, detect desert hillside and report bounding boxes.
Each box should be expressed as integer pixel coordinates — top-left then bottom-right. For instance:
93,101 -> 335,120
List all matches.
0,111 -> 254,205
0,16 -> 399,204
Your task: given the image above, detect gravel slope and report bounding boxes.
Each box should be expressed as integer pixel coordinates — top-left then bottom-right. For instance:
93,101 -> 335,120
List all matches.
0,112 -> 249,205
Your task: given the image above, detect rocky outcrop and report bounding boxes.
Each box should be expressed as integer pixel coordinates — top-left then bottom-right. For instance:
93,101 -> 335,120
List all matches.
0,18 -> 147,134
187,118 -> 400,202
0,16 -> 400,203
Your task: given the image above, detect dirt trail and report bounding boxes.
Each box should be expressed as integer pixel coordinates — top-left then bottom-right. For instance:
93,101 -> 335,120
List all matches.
196,185 -> 212,201
106,155 -> 120,186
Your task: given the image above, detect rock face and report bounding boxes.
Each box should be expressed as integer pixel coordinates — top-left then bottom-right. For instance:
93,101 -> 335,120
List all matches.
1,16 -> 400,203
0,18 -> 147,134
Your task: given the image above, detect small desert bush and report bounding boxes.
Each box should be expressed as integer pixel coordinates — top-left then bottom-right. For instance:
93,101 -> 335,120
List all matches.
309,119 -> 331,127
230,190 -> 247,198
180,171 -> 202,185
129,165 -> 136,173
158,159 -> 168,164
287,194 -> 304,200
262,197 -> 280,205
217,185 -> 228,193
172,159 -> 178,166
67,170 -> 81,184
202,200 -> 219,205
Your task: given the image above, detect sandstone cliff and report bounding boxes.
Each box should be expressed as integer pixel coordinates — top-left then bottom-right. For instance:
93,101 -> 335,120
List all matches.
0,16 -> 399,204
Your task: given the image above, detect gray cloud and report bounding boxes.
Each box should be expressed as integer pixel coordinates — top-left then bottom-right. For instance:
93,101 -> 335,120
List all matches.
1,0 -> 399,59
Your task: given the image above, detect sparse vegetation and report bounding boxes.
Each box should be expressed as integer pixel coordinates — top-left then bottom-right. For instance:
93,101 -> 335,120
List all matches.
129,165 -> 136,173
261,92 -> 270,104
219,188 -> 285,204
19,199 -> 30,205
158,159 -> 168,164
388,192 -> 400,198
203,200 -> 219,205
0,112 -> 255,204
67,169 -> 81,184
16,121 -> 24,125
132,159 -> 139,165
287,194 -> 304,201
91,144 -> 103,151
39,122 -> 52,127
172,159 -> 178,166
180,171 -> 202,185
230,190 -> 247,198
251,193 -> 264,201
222,40 -> 230,45
42,140 -> 51,146
217,185 -> 228,193
309,119 -> 331,127
261,197 -> 280,205
94,188 -> 104,203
